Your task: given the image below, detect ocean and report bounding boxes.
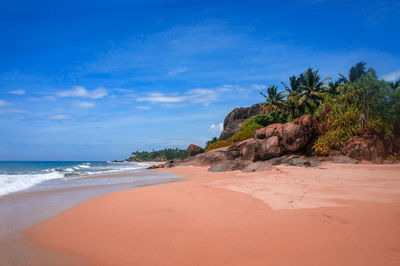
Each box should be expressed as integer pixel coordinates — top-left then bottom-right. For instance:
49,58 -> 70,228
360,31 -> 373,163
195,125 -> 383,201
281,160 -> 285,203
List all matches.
0,160 -> 179,236
0,161 -> 163,197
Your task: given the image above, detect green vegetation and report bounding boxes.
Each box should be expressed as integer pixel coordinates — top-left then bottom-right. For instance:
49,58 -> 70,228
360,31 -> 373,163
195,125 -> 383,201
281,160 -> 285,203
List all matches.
229,123 -> 263,142
313,95 -> 360,155
129,62 -> 400,158
129,148 -> 188,161
257,62 -> 400,156
241,110 -> 289,130
205,137 -> 219,151
205,140 -> 232,152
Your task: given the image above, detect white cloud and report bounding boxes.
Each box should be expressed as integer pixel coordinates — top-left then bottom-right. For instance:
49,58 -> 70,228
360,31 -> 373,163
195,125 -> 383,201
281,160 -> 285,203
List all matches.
137,93 -> 185,103
382,70 -> 400,81
75,101 -> 95,108
0,100 -> 11,106
136,84 -> 240,107
49,114 -> 72,120
135,105 -> 151,110
9,89 -> 25,95
57,86 -> 108,99
0,108 -> 27,115
168,67 -> 188,76
209,123 -> 223,135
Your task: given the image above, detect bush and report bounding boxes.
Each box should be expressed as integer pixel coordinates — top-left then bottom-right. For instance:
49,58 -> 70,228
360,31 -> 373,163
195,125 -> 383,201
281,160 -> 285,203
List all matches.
228,123 -> 263,142
205,124 -> 263,152
205,140 -> 232,152
313,95 -> 360,155
205,137 -> 219,151
241,110 -> 289,130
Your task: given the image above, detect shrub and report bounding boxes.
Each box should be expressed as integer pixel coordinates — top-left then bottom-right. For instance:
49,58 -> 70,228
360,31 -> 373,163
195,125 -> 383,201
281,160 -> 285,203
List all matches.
228,123 -> 263,142
241,110 -> 289,130
205,140 -> 232,152
205,124 -> 263,152
205,137 -> 219,151
313,95 -> 360,155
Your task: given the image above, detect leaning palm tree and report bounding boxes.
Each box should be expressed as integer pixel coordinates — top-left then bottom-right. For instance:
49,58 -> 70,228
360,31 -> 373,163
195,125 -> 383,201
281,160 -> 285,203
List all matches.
297,68 -> 331,113
260,85 -> 285,112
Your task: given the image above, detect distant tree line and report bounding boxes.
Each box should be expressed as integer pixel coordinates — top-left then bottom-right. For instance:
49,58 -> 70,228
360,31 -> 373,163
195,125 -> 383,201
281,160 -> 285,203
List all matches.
129,148 -> 188,161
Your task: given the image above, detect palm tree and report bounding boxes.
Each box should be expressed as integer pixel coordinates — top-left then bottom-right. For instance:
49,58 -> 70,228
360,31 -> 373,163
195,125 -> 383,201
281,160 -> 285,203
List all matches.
260,85 -> 285,112
326,80 -> 342,95
281,75 -> 302,117
349,61 -> 366,82
348,61 -> 377,82
297,68 -> 331,113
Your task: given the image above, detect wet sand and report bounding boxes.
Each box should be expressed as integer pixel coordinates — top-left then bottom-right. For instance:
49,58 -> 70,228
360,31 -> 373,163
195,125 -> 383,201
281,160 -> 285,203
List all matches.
21,163 -> 400,265
0,169 -> 179,265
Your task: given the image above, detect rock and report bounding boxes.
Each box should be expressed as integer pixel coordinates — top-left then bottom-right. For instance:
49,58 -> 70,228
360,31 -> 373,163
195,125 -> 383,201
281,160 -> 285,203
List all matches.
185,114 -> 320,171
182,147 -> 237,166
261,135 -> 284,159
235,139 -> 263,161
254,123 -> 284,140
242,161 -> 273,172
329,155 -> 359,164
341,135 -> 385,162
187,144 -> 204,156
164,158 -> 184,168
220,103 -> 263,140
282,114 -> 318,152
208,158 -> 251,172
146,164 -> 165,169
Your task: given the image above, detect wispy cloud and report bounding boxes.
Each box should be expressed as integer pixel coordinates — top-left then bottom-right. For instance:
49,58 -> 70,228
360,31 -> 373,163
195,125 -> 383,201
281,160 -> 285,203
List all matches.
75,101 -> 95,108
0,108 -> 27,115
8,89 -> 25,95
168,67 -> 188,76
382,70 -> 400,81
57,86 -> 108,99
49,114 -> 72,120
136,84 -> 247,107
135,105 -> 151,110
0,100 -> 11,106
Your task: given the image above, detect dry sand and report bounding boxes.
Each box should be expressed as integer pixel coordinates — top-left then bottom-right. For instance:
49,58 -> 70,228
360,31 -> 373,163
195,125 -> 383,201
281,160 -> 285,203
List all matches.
23,163 -> 400,265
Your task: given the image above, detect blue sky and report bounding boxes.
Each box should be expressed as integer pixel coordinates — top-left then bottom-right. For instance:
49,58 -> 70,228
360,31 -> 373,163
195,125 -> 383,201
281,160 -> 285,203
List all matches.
1,0 -> 399,160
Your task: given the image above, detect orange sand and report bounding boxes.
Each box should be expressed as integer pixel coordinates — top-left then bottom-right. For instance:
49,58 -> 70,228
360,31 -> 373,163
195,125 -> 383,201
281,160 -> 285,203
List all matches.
24,163 -> 400,265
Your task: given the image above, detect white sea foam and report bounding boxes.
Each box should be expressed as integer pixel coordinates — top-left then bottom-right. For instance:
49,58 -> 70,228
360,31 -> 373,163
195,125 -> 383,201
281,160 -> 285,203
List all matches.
0,171 -> 64,197
77,164 -> 90,169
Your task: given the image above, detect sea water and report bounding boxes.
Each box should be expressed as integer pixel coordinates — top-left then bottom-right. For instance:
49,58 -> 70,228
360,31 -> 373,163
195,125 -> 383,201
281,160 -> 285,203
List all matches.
0,161 -> 160,197
0,161 -> 179,236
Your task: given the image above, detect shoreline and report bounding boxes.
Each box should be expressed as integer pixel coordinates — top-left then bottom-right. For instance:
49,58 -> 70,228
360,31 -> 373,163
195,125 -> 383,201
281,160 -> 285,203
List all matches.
14,163 -> 400,265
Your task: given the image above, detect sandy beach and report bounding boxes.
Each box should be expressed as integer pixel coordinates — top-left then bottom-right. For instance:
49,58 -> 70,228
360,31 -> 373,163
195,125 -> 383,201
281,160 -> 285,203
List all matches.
16,163 -> 400,265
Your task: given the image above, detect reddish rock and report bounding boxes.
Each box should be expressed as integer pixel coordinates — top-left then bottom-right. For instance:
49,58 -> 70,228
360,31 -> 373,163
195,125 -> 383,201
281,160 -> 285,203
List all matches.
261,135 -> 284,159
187,144 -> 204,156
341,135 -> 385,162
282,114 -> 318,152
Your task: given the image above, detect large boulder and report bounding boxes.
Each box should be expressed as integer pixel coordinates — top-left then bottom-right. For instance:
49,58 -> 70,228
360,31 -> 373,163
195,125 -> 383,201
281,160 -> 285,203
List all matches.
187,144 -> 204,156
282,115 -> 318,152
341,135 -> 385,162
220,103 -> 263,140
182,147 -> 238,166
208,158 -> 251,172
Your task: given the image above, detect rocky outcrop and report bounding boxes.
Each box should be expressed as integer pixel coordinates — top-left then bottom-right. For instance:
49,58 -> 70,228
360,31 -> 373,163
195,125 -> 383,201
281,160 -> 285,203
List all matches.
219,103 -> 263,140
233,114 -> 318,162
187,144 -> 204,156
341,135 -> 385,162
183,114 -> 319,171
